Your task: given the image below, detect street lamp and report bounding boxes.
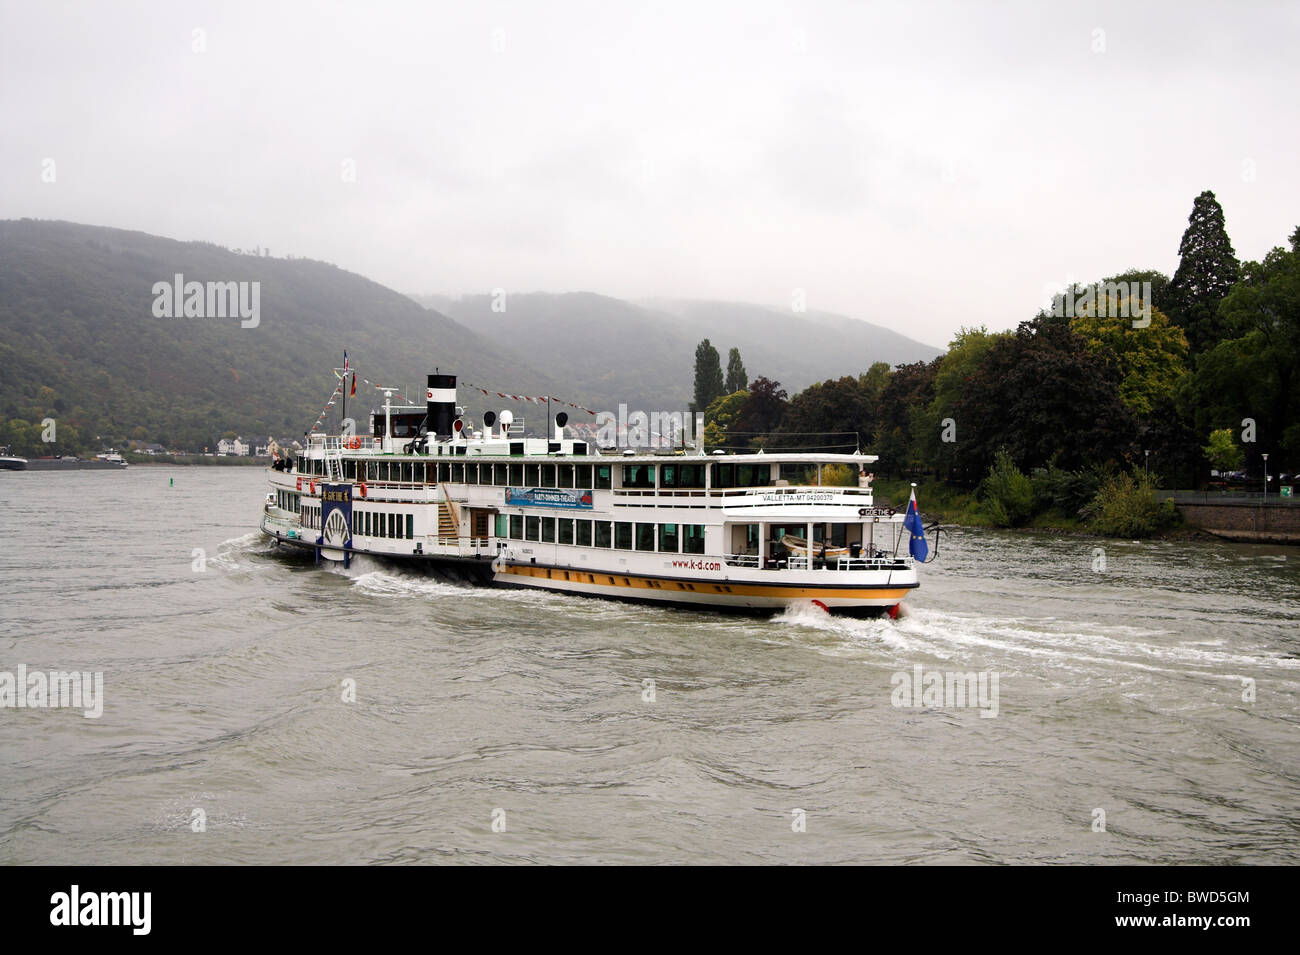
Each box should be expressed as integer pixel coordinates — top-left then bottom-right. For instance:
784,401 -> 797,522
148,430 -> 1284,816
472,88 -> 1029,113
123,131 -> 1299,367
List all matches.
1263,453 -> 1269,499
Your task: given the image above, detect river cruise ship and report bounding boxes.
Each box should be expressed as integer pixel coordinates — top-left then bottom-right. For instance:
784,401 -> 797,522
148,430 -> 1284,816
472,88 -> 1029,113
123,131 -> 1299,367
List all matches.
261,373 -> 924,616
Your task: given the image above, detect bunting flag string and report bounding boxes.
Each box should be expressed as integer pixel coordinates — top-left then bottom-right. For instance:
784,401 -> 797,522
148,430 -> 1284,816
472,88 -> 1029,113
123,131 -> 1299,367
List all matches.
461,381 -> 598,416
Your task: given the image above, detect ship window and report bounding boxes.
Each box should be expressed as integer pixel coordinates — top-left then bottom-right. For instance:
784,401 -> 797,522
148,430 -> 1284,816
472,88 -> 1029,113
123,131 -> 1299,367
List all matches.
615,522 -> 633,550
713,463 -> 734,488
406,514 -> 414,539
524,463 -> 539,487
575,465 -> 593,488
557,464 -> 574,488
541,464 -> 556,487
737,464 -> 769,487
450,463 -> 463,484
510,514 -> 523,539
461,463 -> 474,485
635,523 -> 656,551
558,519 -> 574,545
437,463 -> 448,484
659,464 -> 677,488
541,517 -> 555,543
595,465 -> 612,490
659,523 -> 679,552
495,514 -> 508,537
678,464 -> 705,488
509,463 -> 523,486
683,524 -> 706,554
594,521 -> 612,548
622,464 -> 655,489
526,516 -> 540,541
493,464 -> 508,486
388,513 -> 396,538
576,520 -> 592,546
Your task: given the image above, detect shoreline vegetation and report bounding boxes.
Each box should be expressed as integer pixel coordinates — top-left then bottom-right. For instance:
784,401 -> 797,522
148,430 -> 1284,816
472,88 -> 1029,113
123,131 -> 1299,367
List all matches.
688,192 -> 1298,543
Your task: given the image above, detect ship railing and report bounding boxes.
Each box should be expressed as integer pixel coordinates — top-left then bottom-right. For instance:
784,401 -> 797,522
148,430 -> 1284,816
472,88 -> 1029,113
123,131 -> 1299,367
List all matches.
611,486 -> 875,499
834,556 -> 914,571
723,553 -> 761,568
429,536 -> 494,557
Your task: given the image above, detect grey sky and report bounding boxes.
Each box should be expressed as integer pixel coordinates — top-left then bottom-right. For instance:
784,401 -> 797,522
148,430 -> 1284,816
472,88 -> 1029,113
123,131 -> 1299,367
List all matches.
3,0 -> 1297,349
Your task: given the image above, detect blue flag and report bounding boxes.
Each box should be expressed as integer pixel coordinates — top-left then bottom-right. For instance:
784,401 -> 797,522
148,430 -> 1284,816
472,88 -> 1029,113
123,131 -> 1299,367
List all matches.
904,489 -> 928,562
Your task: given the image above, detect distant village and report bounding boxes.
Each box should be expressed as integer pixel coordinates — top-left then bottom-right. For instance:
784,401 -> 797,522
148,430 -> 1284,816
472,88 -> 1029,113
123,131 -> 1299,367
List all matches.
121,435 -> 295,459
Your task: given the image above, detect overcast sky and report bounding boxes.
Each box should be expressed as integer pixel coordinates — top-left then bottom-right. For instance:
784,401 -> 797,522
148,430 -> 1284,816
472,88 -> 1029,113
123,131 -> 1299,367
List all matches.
3,0 -> 1297,348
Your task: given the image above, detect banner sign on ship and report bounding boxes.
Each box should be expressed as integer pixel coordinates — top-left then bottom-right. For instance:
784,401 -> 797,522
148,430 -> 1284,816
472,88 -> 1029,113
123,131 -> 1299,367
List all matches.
320,483 -> 354,550
506,487 -> 594,510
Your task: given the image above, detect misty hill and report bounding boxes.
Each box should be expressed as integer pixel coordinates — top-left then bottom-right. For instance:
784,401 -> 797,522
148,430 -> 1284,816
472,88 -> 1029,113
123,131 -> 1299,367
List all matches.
0,220 -> 563,451
415,292 -> 942,409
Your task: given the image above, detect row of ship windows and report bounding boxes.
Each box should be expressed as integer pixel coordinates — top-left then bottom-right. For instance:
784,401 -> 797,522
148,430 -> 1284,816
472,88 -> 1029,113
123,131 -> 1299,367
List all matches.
294,458 -> 773,490
354,510 -> 415,540
500,515 -> 707,554
298,505 -> 416,540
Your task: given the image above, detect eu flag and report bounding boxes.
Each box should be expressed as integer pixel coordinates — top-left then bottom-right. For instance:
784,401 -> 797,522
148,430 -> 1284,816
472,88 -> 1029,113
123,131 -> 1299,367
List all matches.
904,489 -> 928,562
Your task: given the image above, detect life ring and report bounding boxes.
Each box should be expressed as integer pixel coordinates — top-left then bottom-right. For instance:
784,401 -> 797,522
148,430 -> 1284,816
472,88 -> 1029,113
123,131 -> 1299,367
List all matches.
346,436 -> 362,450
359,481 -> 367,498
309,479 -> 316,495
295,476 -> 302,491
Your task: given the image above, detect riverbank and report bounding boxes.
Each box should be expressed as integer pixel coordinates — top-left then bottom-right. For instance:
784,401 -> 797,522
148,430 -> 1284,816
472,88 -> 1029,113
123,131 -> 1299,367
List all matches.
870,477 -> 1215,541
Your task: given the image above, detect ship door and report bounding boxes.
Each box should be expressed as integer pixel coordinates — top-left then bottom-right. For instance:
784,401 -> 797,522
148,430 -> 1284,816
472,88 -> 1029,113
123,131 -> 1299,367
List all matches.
470,508 -> 494,542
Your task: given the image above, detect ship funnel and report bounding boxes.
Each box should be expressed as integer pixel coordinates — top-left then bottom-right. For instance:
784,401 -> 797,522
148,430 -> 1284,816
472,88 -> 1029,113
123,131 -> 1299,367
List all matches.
554,411 -> 568,441
426,373 -> 457,439
482,410 -> 497,440
499,409 -> 514,436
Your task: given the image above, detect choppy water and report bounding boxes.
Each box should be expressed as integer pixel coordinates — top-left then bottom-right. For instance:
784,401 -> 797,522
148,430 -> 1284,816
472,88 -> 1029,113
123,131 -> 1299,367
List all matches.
2,467 -> 1297,864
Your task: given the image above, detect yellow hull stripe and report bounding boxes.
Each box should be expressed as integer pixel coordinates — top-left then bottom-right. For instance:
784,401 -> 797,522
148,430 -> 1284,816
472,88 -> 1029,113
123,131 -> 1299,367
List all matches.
497,565 -> 911,601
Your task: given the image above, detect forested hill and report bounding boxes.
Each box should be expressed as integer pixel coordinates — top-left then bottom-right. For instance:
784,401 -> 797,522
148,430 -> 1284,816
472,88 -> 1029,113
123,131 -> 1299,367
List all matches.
0,220 -> 561,452
415,292 -> 942,410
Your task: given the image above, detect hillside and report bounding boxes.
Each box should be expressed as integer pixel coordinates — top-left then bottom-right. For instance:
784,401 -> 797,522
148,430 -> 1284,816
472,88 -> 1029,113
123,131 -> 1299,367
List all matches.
0,220 -> 562,452
415,292 -> 942,409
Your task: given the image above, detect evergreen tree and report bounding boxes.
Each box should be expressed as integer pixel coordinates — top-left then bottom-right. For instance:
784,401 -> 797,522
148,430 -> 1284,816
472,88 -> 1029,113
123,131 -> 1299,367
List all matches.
692,339 -> 725,413
1164,190 -> 1241,355
725,347 -> 748,393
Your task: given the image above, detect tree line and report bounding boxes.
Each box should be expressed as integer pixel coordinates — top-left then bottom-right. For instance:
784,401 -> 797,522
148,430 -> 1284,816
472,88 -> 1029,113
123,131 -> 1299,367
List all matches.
692,191 -> 1298,528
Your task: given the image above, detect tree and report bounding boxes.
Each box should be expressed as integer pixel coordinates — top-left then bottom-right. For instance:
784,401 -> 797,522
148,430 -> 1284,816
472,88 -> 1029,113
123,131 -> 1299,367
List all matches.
1203,429 -> 1244,473
875,359 -> 940,477
692,339 -> 725,413
732,377 -> 787,447
725,348 -> 748,394
1215,226 -> 1300,469
915,327 -> 1005,479
1164,191 -> 1241,355
778,376 -> 875,451
702,390 -> 749,448
954,317 -> 1136,478
1069,277 -> 1188,417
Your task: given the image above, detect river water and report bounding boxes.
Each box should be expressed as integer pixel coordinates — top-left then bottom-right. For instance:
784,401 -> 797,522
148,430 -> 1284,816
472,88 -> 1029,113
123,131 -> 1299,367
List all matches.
2,467 -> 1297,864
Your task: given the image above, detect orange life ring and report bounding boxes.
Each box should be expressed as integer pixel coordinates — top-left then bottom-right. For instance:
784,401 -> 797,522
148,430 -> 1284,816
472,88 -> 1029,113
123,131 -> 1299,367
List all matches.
295,476 -> 302,491
347,436 -> 362,450
309,480 -> 316,495
359,481 -> 367,498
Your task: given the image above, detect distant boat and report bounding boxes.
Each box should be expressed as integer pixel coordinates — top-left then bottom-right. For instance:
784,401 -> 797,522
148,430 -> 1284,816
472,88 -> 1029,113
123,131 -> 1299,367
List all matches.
0,446 -> 27,471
